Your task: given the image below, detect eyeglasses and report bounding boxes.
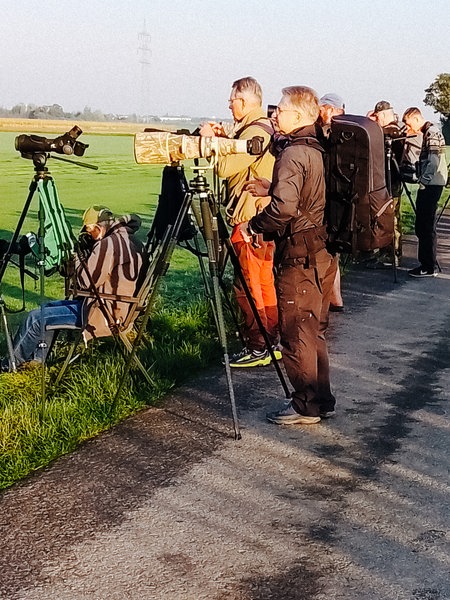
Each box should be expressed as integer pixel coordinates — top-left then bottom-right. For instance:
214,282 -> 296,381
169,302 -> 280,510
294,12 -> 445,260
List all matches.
275,106 -> 299,115
228,97 -> 244,106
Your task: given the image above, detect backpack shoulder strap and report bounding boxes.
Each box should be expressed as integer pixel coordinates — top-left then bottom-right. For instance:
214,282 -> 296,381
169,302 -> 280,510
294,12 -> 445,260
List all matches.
234,117 -> 274,139
290,136 -> 325,154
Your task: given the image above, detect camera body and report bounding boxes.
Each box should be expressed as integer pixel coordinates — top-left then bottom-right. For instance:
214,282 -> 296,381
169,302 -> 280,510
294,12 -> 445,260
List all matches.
0,232 -> 37,262
383,122 -> 407,140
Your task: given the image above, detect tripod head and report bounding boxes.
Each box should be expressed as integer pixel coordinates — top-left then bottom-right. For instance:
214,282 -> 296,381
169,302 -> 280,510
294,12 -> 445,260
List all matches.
189,160 -> 212,194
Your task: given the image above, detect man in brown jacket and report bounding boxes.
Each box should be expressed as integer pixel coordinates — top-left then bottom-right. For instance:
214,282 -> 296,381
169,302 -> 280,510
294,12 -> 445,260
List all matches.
240,86 -> 337,424
200,77 -> 279,368
1,206 -> 143,371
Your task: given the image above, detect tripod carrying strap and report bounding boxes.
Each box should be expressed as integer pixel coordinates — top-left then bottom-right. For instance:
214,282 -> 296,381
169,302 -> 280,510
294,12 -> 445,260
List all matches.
36,179 -> 75,275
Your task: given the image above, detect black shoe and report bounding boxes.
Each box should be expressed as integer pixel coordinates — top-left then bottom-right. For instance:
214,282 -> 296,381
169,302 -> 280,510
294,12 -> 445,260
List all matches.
366,259 -> 391,270
0,358 -> 10,373
408,266 -> 437,278
319,409 -> 336,418
329,304 -> 344,313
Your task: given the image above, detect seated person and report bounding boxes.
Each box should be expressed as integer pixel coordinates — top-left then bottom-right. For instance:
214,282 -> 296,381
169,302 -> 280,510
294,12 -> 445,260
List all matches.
1,206 -> 143,372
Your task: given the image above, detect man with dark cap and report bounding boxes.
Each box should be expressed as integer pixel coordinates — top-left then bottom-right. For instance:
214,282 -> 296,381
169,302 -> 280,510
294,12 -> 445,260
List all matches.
318,93 -> 345,132
1,206 -> 143,372
318,93 -> 345,311
368,100 -> 405,267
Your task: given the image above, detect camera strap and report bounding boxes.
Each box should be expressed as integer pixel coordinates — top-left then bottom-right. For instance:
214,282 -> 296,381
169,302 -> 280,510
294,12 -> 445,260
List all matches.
225,118 -> 275,218
234,118 -> 274,150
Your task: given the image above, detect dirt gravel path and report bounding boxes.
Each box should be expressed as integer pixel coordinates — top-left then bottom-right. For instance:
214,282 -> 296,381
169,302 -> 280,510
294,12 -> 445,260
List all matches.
1,220 -> 450,600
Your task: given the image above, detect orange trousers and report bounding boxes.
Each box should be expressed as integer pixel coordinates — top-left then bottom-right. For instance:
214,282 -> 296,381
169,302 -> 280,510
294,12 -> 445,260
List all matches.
231,225 -> 279,352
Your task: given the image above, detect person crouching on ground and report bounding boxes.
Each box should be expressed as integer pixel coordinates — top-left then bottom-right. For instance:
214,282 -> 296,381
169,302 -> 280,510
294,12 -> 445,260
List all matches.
1,206 -> 143,372
241,86 -> 337,425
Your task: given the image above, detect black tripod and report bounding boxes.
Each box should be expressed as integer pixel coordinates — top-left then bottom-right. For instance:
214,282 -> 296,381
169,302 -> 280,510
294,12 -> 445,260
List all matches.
113,162 -> 291,439
0,160 -> 53,377
0,151 -> 97,407
185,165 -> 291,398
384,136 -> 402,282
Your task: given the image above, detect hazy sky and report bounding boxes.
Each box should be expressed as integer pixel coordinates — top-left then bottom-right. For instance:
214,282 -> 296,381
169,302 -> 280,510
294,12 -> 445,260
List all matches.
1,0 -> 449,121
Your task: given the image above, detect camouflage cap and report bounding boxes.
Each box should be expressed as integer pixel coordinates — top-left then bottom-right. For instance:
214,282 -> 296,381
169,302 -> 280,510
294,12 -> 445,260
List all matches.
82,206 -> 114,227
373,100 -> 392,113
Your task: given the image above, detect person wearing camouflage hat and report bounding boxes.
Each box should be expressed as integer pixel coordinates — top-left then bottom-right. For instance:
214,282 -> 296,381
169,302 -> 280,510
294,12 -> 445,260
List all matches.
1,206 -> 144,372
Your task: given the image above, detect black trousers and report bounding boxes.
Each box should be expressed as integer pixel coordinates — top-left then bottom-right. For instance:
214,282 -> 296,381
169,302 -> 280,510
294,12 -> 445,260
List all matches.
276,249 -> 337,417
415,185 -> 444,271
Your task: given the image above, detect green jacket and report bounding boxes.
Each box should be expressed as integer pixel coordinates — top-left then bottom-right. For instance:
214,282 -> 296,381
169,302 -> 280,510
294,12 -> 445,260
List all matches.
218,107 -> 274,226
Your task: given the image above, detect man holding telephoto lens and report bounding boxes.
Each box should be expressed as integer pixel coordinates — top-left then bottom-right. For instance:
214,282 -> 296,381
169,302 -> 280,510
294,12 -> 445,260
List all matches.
200,77 -> 280,368
241,86 -> 337,425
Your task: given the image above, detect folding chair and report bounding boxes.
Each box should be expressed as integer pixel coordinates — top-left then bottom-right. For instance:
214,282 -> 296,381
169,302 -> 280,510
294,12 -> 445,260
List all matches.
49,246 -> 160,387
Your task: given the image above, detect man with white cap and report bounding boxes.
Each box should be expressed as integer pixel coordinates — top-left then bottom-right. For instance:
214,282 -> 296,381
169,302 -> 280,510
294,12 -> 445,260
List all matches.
318,93 -> 345,132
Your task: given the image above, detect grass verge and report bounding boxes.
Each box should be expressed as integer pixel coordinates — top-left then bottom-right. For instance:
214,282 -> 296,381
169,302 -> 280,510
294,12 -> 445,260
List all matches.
0,294 -> 221,490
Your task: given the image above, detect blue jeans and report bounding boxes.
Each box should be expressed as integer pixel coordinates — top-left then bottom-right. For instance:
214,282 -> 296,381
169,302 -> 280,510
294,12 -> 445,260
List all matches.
11,299 -> 82,367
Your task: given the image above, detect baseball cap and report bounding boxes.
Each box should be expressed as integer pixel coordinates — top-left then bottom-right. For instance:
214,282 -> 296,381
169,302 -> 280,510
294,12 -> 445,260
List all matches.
373,100 -> 392,113
319,93 -> 345,110
82,205 -> 114,228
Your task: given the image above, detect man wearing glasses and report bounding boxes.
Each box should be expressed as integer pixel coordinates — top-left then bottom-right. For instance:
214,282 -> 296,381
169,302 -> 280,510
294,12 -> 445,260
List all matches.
241,86 -> 337,424
200,77 -> 279,368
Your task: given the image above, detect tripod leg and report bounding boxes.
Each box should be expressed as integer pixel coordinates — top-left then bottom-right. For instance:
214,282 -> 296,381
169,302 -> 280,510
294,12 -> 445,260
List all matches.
112,189 -> 196,415
216,214 -> 291,399
402,181 -> 416,213
200,195 -> 241,439
436,192 -> 450,224
212,274 -> 241,440
434,192 -> 450,273
0,297 -> 17,372
218,276 -> 246,348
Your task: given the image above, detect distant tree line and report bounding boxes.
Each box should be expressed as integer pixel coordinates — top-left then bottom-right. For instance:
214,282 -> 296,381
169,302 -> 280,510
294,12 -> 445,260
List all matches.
0,103 -> 162,123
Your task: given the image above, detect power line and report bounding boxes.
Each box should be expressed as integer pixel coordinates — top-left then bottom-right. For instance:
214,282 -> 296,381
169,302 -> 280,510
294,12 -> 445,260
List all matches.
138,20 -> 151,117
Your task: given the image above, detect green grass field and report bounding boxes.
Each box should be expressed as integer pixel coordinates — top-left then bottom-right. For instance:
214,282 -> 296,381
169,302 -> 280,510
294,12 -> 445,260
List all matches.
0,131 -> 222,490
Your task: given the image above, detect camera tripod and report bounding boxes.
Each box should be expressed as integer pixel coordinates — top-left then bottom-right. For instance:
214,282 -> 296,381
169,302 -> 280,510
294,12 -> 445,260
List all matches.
112,162 -> 291,439
0,162 -> 55,377
0,151 -> 97,406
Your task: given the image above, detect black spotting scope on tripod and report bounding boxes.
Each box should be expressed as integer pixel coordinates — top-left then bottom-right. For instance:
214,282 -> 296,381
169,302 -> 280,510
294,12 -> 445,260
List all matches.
0,126 -> 97,401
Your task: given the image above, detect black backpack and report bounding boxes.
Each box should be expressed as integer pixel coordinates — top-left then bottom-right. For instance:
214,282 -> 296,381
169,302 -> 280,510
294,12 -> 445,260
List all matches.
324,114 -> 394,254
147,165 -> 197,251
